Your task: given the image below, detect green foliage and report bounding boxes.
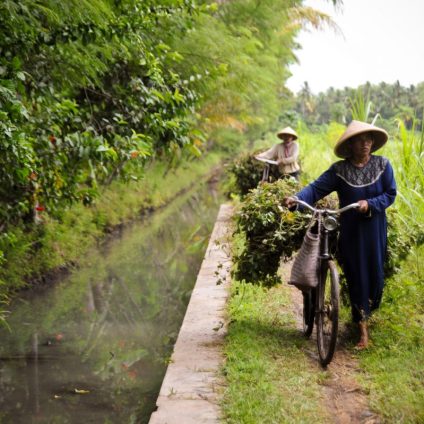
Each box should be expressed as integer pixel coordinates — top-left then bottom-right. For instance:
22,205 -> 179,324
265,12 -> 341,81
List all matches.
208,127 -> 245,154
387,118 -> 424,247
165,0 -> 303,140
359,245 -> 424,422
232,179 -> 306,287
382,118 -> 424,279
0,0 -> 202,228
226,151 -> 280,197
394,119 -> 424,190
293,80 -> 424,129
293,121 -> 341,183
349,89 -> 372,122
0,0 -> 314,231
232,178 -> 339,287
385,207 -> 423,277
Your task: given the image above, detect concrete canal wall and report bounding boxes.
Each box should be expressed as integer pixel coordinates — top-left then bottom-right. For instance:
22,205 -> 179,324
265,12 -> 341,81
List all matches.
149,204 -> 233,424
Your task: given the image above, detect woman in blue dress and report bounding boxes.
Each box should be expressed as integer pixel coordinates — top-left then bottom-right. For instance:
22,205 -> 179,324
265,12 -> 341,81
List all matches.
284,120 -> 397,348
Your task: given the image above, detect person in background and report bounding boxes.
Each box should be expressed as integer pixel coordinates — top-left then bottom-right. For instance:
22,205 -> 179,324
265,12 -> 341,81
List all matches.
284,120 -> 396,349
255,126 -> 301,180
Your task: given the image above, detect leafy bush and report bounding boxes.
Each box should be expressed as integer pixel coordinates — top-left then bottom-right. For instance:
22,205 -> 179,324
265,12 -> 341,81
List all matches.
0,0 -> 199,227
226,151 -> 281,197
232,179 -> 306,287
1,0 -> 313,230
385,208 -> 424,277
232,178 -> 340,287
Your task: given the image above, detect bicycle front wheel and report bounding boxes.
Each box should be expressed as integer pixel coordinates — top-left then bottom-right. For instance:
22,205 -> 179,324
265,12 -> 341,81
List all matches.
316,260 -> 339,367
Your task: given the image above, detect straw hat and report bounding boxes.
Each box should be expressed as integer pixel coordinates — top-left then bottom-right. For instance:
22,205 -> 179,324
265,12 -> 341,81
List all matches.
334,120 -> 388,158
277,126 -> 298,140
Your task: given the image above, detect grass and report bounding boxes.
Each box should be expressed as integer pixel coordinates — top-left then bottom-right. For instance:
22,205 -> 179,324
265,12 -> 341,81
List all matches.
358,244 -> 424,423
223,279 -> 330,423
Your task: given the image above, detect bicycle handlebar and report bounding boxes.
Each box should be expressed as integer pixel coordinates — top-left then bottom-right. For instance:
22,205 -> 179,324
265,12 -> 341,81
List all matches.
254,156 -> 279,166
292,198 -> 360,215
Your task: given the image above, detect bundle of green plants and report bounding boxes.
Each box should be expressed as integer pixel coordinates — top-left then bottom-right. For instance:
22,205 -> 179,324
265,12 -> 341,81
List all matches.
232,177 -> 341,287
233,179 -> 300,286
226,151 -> 281,197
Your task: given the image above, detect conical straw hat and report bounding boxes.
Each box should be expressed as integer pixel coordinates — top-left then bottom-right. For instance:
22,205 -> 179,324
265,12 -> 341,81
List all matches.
277,126 -> 298,140
334,120 -> 388,158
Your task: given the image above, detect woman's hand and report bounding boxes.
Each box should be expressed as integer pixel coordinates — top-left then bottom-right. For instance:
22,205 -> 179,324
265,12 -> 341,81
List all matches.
283,197 -> 296,209
357,200 -> 369,213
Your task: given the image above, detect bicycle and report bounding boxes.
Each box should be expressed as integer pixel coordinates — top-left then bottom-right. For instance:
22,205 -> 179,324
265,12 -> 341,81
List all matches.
254,156 -> 279,183
291,199 -> 359,367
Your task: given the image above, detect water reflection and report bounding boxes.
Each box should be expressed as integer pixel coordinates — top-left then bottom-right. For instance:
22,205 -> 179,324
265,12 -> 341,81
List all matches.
0,180 -> 222,423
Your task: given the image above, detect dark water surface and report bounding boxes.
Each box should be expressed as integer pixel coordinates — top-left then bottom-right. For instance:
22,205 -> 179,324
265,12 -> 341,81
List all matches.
0,179 -> 222,423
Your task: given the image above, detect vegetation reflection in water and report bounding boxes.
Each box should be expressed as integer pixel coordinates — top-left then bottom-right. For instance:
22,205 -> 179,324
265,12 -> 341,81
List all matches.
0,180 -> 222,424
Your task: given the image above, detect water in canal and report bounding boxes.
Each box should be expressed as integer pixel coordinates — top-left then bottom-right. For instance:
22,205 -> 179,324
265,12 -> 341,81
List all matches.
0,178 -> 223,423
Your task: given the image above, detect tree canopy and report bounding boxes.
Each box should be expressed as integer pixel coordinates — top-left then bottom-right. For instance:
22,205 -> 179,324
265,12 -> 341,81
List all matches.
1,0 -> 342,228
291,81 -> 424,129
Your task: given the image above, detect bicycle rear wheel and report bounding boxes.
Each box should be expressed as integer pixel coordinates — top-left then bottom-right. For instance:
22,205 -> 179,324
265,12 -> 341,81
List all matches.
316,260 -> 339,367
302,289 -> 316,337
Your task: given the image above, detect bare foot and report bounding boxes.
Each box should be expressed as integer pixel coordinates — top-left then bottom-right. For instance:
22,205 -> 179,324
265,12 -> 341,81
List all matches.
356,321 -> 369,349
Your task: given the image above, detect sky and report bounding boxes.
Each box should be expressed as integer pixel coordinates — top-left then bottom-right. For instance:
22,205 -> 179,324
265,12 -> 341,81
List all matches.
286,0 -> 424,94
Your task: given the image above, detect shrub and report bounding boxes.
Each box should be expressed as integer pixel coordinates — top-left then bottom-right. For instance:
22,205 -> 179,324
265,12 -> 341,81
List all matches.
232,178 -> 340,287
226,151 -> 281,197
232,179 -> 306,286
385,208 -> 424,277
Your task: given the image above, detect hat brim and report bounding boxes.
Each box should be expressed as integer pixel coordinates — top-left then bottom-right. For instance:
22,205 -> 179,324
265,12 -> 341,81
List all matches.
277,132 -> 298,140
334,129 -> 388,158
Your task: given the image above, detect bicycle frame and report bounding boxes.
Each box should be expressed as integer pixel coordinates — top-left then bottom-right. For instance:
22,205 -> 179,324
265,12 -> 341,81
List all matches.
292,198 -> 359,366
254,157 -> 279,183
294,199 -> 360,260
261,163 -> 270,182
319,216 -> 331,260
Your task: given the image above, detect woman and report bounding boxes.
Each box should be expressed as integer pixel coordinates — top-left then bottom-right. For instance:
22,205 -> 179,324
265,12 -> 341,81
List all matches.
256,126 -> 301,180
284,120 -> 396,348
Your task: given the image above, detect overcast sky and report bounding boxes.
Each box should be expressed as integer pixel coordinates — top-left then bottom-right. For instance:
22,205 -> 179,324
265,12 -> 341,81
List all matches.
286,0 -> 424,94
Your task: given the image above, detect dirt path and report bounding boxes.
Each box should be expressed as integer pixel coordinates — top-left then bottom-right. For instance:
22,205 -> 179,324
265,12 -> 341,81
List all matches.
281,263 -> 381,424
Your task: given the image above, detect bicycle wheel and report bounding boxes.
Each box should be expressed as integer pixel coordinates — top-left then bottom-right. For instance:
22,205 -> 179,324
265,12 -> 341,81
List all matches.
316,260 -> 339,367
302,289 -> 316,337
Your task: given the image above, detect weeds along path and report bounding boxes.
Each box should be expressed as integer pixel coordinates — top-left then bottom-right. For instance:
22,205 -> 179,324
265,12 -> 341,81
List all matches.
281,262 -> 381,424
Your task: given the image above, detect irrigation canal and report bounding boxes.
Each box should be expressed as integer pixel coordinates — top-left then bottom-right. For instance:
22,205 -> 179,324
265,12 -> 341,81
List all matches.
0,177 -> 223,423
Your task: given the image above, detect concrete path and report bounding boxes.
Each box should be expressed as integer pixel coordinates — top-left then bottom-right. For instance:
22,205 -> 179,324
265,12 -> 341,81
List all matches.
149,204 -> 233,424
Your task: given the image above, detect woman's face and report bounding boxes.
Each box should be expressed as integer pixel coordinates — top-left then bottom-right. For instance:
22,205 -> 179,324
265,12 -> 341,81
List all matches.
351,133 -> 373,158
282,135 -> 294,144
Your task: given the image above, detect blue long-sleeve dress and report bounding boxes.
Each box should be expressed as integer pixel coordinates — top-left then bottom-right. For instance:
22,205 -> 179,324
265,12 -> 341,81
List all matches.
295,155 -> 396,322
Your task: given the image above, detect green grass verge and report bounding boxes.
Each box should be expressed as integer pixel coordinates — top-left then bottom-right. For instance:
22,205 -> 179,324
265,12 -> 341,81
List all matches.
0,151 -> 225,297
222,276 -> 330,423
357,245 -> 424,423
